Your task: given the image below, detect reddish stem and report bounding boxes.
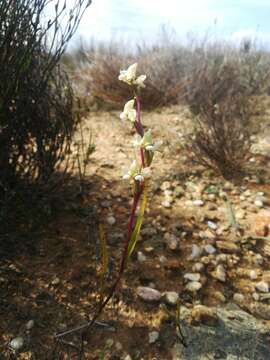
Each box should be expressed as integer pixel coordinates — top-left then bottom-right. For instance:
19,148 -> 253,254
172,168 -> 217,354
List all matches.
136,96 -> 145,167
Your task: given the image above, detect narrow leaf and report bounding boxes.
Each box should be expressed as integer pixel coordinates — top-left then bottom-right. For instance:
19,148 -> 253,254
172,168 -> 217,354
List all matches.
127,186 -> 148,260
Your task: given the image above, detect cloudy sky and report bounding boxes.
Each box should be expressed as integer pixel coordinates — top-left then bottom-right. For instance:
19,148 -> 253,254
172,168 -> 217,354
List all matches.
54,0 -> 270,46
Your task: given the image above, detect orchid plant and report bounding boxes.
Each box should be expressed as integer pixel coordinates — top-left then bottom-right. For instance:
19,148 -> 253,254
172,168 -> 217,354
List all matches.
54,63 -> 162,355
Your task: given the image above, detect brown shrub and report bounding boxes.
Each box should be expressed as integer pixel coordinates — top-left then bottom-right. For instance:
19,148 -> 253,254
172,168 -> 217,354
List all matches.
185,59 -> 252,179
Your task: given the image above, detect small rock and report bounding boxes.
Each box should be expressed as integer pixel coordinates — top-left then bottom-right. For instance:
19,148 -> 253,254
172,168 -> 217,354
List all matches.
161,181 -> 171,191
254,199 -> 264,208
207,221 -> 218,230
9,337 -> 24,352
162,200 -> 172,208
216,241 -> 239,254
236,210 -> 246,220
193,199 -> 204,206
185,281 -> 202,292
137,251 -> 146,262
25,320 -> 34,330
165,234 -> 179,251
252,292 -> 260,301
51,277 -> 60,286
216,254 -> 227,263
190,244 -> 202,259
204,244 -> 216,254
212,265 -> 226,282
159,255 -> 167,263
136,286 -> 162,302
184,273 -> 201,282
164,291 -> 179,306
254,254 -> 264,266
224,182 -> 233,190
191,305 -> 218,326
233,293 -> 244,303
107,215 -> 116,225
149,331 -> 159,344
256,281 -> 269,293
192,262 -> 205,272
249,270 -> 258,280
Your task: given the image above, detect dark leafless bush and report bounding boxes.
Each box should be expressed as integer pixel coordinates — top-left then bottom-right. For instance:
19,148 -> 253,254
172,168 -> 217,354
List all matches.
0,0 -> 91,238
185,59 -> 252,179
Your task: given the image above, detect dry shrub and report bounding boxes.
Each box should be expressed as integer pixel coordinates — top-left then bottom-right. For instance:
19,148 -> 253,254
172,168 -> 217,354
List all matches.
0,0 -> 90,240
71,41 -> 186,110
185,58 -> 252,179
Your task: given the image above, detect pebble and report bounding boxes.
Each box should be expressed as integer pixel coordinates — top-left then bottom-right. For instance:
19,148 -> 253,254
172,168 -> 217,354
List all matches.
212,265 -> 226,282
185,281 -> 202,292
159,255 -> 167,263
252,292 -> 260,301
193,199 -> 204,206
162,200 -> 172,208
233,293 -> 244,303
249,270 -> 258,280
192,262 -> 205,272
137,251 -> 146,262
107,215 -> 116,225
207,221 -> 218,230
164,291 -> 179,306
191,244 -> 202,259
161,181 -> 171,190
204,244 -> 216,254
149,331 -> 159,344
165,234 -> 179,251
184,273 -> 201,282
256,281 -> 269,293
216,241 -> 239,254
136,286 -> 162,302
9,337 -> 24,352
25,320 -> 34,330
254,199 -> 264,208
51,277 -> 60,286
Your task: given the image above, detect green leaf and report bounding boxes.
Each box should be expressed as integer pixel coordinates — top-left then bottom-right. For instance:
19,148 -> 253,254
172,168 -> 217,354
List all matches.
127,186 -> 148,260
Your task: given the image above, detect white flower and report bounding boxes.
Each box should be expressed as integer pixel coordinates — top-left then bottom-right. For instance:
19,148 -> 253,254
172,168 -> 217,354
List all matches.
118,63 -> 138,84
123,161 -> 151,182
134,74 -> 147,88
120,99 -> 137,122
122,160 -> 138,180
118,63 -> 146,88
133,129 -> 163,152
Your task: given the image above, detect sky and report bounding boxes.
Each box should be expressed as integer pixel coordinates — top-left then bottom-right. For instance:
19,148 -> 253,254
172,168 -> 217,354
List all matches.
48,0 -> 270,48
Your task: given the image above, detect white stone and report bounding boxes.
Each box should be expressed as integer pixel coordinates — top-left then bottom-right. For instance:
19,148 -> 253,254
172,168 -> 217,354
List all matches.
233,293 -> 244,303
252,292 -> 260,301
136,286 -> 162,302
9,337 -> 24,351
149,331 -> 159,344
185,281 -> 202,292
207,221 -> 218,230
164,291 -> 179,306
256,281 -> 269,293
184,273 -> 200,282
254,199 -> 264,208
26,320 -> 34,330
137,251 -> 146,262
249,270 -> 258,280
212,265 -> 226,282
51,277 -> 60,286
204,244 -> 216,254
191,244 -> 202,259
192,262 -> 204,272
107,215 -> 116,225
193,199 -> 204,206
